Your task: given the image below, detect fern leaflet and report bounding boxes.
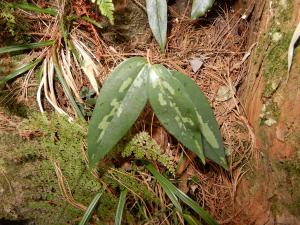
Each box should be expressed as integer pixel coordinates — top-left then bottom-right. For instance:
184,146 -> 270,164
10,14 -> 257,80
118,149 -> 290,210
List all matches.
92,0 -> 115,25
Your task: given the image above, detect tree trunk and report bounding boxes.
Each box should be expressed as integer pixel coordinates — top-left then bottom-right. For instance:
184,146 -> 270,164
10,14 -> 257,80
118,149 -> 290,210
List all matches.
238,0 -> 300,224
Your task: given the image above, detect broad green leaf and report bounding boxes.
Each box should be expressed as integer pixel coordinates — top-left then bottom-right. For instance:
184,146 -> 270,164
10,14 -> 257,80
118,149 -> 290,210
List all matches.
191,0 -> 215,20
79,190 -> 104,225
88,57 -> 148,167
0,59 -> 41,86
0,40 -> 55,54
146,0 -> 167,51
115,189 -> 128,225
171,71 -> 228,170
146,163 -> 218,225
148,65 -> 205,164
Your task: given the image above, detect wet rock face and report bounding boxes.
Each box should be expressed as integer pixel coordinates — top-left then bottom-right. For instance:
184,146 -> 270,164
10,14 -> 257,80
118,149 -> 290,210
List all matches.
102,0 -> 151,44
0,219 -> 31,225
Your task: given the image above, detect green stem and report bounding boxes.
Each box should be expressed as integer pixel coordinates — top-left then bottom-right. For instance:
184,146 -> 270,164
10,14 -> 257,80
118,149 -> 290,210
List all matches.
82,16 -> 104,29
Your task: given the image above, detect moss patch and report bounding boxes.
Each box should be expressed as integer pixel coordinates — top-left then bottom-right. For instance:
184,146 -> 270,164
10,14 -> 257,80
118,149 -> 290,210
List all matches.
0,113 -> 104,224
260,0 -> 294,97
281,160 -> 300,218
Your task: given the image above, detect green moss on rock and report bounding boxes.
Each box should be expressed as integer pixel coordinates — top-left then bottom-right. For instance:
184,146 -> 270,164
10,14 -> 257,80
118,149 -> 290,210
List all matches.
0,112 -> 103,224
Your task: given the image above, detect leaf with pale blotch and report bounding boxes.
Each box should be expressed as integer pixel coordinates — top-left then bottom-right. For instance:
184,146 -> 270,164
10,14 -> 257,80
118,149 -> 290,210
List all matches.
146,0 -> 167,51
172,71 -> 228,170
148,65 -> 205,164
88,57 -> 148,167
191,0 -> 215,20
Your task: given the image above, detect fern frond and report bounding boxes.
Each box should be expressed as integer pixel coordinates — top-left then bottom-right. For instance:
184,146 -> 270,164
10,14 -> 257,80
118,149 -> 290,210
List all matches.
122,132 -> 175,174
95,0 -> 115,25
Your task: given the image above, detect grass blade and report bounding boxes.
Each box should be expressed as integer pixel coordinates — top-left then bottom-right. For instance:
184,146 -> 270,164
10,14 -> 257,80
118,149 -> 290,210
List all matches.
82,16 -> 104,29
60,49 -> 83,103
72,39 -> 100,95
288,22 -> 300,73
43,58 -> 69,116
146,163 -> 218,225
9,3 -> 58,16
183,214 -> 203,225
0,40 -> 55,54
52,49 -> 84,119
79,190 -> 104,225
115,189 -> 128,225
0,59 -> 41,85
145,164 -> 182,212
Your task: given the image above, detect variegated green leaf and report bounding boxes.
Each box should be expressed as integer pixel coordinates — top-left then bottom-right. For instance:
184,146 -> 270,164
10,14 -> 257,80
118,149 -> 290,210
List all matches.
191,0 -> 215,20
146,0 -> 167,51
148,65 -> 205,164
172,71 -> 228,170
88,57 -> 148,167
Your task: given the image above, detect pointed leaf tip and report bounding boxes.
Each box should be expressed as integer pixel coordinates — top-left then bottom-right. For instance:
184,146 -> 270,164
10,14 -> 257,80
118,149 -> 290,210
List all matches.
146,0 -> 168,51
148,64 -> 206,164
171,70 -> 228,170
288,22 -> 300,74
191,0 -> 215,20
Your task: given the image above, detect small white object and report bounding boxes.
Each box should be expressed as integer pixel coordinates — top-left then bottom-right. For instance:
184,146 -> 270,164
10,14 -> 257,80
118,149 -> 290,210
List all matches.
216,86 -> 236,102
288,22 -> 300,73
264,118 -> 277,127
272,32 -> 283,42
189,57 -> 203,73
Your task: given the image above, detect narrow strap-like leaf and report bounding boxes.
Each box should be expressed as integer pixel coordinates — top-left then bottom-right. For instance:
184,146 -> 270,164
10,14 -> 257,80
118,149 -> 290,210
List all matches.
145,163 -> 182,212
52,50 -> 85,119
183,214 -> 203,225
9,3 -> 58,16
88,57 -> 148,167
288,22 -> 300,73
146,0 -> 167,51
146,163 -> 218,225
0,59 -> 41,85
191,0 -> 215,20
0,40 -> 55,54
115,189 -> 128,225
171,71 -> 228,170
148,64 -> 205,164
79,190 -> 104,225
82,16 -> 104,28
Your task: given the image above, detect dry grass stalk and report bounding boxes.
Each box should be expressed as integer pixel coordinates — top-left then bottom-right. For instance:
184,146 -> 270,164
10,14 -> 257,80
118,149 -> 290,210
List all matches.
53,161 -> 87,212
